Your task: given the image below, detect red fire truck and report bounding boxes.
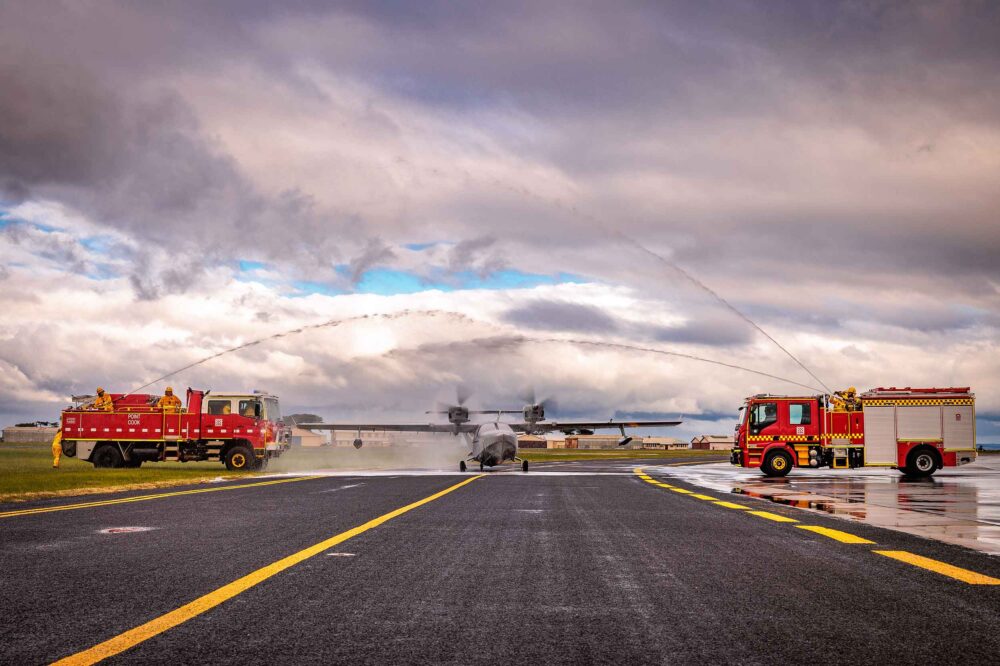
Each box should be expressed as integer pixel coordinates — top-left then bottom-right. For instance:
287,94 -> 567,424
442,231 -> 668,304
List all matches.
59,389 -> 290,471
731,387 -> 977,478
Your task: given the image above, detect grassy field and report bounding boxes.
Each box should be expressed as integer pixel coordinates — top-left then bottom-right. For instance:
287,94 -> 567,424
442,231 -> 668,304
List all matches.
519,448 -> 728,462
0,445 -> 244,503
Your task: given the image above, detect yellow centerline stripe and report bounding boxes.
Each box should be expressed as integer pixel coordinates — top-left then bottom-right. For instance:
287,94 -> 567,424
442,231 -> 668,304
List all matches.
52,474 -> 484,666
747,510 -> 798,523
796,525 -> 874,544
712,501 -> 750,510
874,550 -> 1000,585
691,494 -> 717,501
0,476 -> 319,519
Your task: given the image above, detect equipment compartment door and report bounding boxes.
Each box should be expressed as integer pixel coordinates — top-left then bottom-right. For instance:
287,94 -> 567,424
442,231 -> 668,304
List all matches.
943,405 -> 974,449
863,406 -> 896,464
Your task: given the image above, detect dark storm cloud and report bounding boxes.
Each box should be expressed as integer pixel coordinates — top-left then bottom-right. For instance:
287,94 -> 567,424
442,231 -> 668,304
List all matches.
1,0 -> 999,310
348,238 -> 397,283
503,300 -> 619,334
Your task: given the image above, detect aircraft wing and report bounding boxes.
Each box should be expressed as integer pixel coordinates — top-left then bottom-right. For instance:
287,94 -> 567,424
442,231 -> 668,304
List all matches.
297,423 -> 478,434
514,419 -> 682,434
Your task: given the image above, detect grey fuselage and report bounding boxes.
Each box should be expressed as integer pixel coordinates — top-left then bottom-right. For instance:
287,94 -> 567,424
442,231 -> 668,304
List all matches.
470,422 -> 519,467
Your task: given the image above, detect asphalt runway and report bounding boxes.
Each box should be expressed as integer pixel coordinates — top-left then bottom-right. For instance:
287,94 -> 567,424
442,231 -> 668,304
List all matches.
2,456 -> 999,665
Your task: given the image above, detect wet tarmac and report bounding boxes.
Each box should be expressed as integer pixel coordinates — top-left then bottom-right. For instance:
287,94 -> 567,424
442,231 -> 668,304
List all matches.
649,456 -> 1000,555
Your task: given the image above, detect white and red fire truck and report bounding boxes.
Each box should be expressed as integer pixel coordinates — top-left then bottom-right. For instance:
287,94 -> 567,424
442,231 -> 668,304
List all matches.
731,387 -> 977,478
59,389 -> 290,471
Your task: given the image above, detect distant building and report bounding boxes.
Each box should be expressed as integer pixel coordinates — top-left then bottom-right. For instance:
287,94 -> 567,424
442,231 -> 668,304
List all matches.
2,425 -> 58,445
289,427 -> 329,447
517,435 -> 547,449
691,435 -> 734,451
565,435 -> 622,449
642,437 -> 687,450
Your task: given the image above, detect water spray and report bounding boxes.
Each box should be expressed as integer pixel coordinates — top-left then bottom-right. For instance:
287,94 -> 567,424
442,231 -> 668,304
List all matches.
124,310 -> 477,397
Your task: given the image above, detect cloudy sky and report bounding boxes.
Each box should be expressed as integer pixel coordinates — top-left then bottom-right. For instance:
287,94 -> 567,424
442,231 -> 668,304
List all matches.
1,1 -> 998,443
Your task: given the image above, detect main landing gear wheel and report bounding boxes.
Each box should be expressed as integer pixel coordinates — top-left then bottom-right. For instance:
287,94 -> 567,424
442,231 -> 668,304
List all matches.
460,460 -> 467,472
761,450 -> 793,478
522,460 -> 529,472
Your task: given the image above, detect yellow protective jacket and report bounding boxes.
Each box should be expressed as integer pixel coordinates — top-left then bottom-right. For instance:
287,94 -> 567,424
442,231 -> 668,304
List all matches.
157,394 -> 183,412
52,430 -> 63,468
92,394 -> 113,411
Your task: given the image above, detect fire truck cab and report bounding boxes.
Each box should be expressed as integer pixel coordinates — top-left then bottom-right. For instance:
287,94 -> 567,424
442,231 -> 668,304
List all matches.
731,387 -> 977,478
60,388 -> 290,471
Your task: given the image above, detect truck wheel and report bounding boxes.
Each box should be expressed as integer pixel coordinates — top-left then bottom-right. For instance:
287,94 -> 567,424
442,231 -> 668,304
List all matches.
93,444 -> 124,469
902,447 -> 939,479
225,446 -> 254,472
762,450 -> 793,478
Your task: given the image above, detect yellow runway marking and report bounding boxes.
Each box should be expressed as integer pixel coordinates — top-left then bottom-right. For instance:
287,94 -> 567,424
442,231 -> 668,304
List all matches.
691,494 -> 716,500
796,525 -> 874,544
0,476 -> 319,519
747,510 -> 798,523
653,483 -> 675,489
671,488 -> 694,494
713,501 -> 750,510
874,550 -> 1000,585
51,475 -> 484,665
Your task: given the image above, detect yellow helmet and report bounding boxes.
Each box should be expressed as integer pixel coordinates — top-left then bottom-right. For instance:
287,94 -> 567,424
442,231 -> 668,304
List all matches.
165,386 -> 173,393
96,387 -> 105,394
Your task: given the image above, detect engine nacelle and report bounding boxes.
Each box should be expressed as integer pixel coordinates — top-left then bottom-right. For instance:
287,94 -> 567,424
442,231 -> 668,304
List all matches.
353,438 -> 363,449
448,406 -> 470,425
523,404 -> 545,422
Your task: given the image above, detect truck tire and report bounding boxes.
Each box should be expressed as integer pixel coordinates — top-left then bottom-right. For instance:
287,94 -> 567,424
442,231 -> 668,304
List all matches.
902,447 -> 939,479
225,445 -> 254,472
124,459 -> 143,468
761,449 -> 793,478
93,444 -> 124,469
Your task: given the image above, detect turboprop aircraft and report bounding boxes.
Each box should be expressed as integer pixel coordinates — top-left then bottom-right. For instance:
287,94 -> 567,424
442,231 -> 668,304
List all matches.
300,392 -> 681,472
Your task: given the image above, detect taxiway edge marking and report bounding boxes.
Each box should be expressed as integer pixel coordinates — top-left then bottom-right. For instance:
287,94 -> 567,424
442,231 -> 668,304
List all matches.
50,474 -> 485,666
0,476 -> 321,519
874,550 -> 1000,585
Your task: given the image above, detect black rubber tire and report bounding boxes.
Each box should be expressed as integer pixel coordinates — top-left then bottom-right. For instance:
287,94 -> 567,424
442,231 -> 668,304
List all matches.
93,444 -> 124,469
761,449 -> 793,477
124,459 -> 142,468
522,459 -> 529,472
902,447 -> 939,478
459,460 -> 467,472
225,445 -> 255,472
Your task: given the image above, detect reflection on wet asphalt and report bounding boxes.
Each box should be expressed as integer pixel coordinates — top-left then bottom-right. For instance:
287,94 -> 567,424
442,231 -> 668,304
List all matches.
651,458 -> 1000,555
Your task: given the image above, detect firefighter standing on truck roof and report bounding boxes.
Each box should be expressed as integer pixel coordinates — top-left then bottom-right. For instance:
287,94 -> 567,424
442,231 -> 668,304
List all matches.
89,387 -> 113,411
51,429 -> 62,468
156,387 -> 183,412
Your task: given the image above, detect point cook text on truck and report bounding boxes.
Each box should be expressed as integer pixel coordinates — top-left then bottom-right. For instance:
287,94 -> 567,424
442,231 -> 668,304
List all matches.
731,387 -> 977,478
59,389 -> 290,471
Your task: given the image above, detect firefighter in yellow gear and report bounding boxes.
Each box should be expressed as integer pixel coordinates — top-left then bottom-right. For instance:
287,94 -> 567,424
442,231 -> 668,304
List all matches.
832,386 -> 859,412
156,386 -> 183,412
90,387 -> 113,411
52,429 -> 63,468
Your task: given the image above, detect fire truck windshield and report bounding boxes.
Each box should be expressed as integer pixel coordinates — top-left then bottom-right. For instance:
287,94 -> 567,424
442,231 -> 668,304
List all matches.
263,398 -> 281,422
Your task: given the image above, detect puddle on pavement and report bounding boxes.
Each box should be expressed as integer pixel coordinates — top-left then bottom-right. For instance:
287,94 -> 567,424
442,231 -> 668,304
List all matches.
652,459 -> 1000,555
